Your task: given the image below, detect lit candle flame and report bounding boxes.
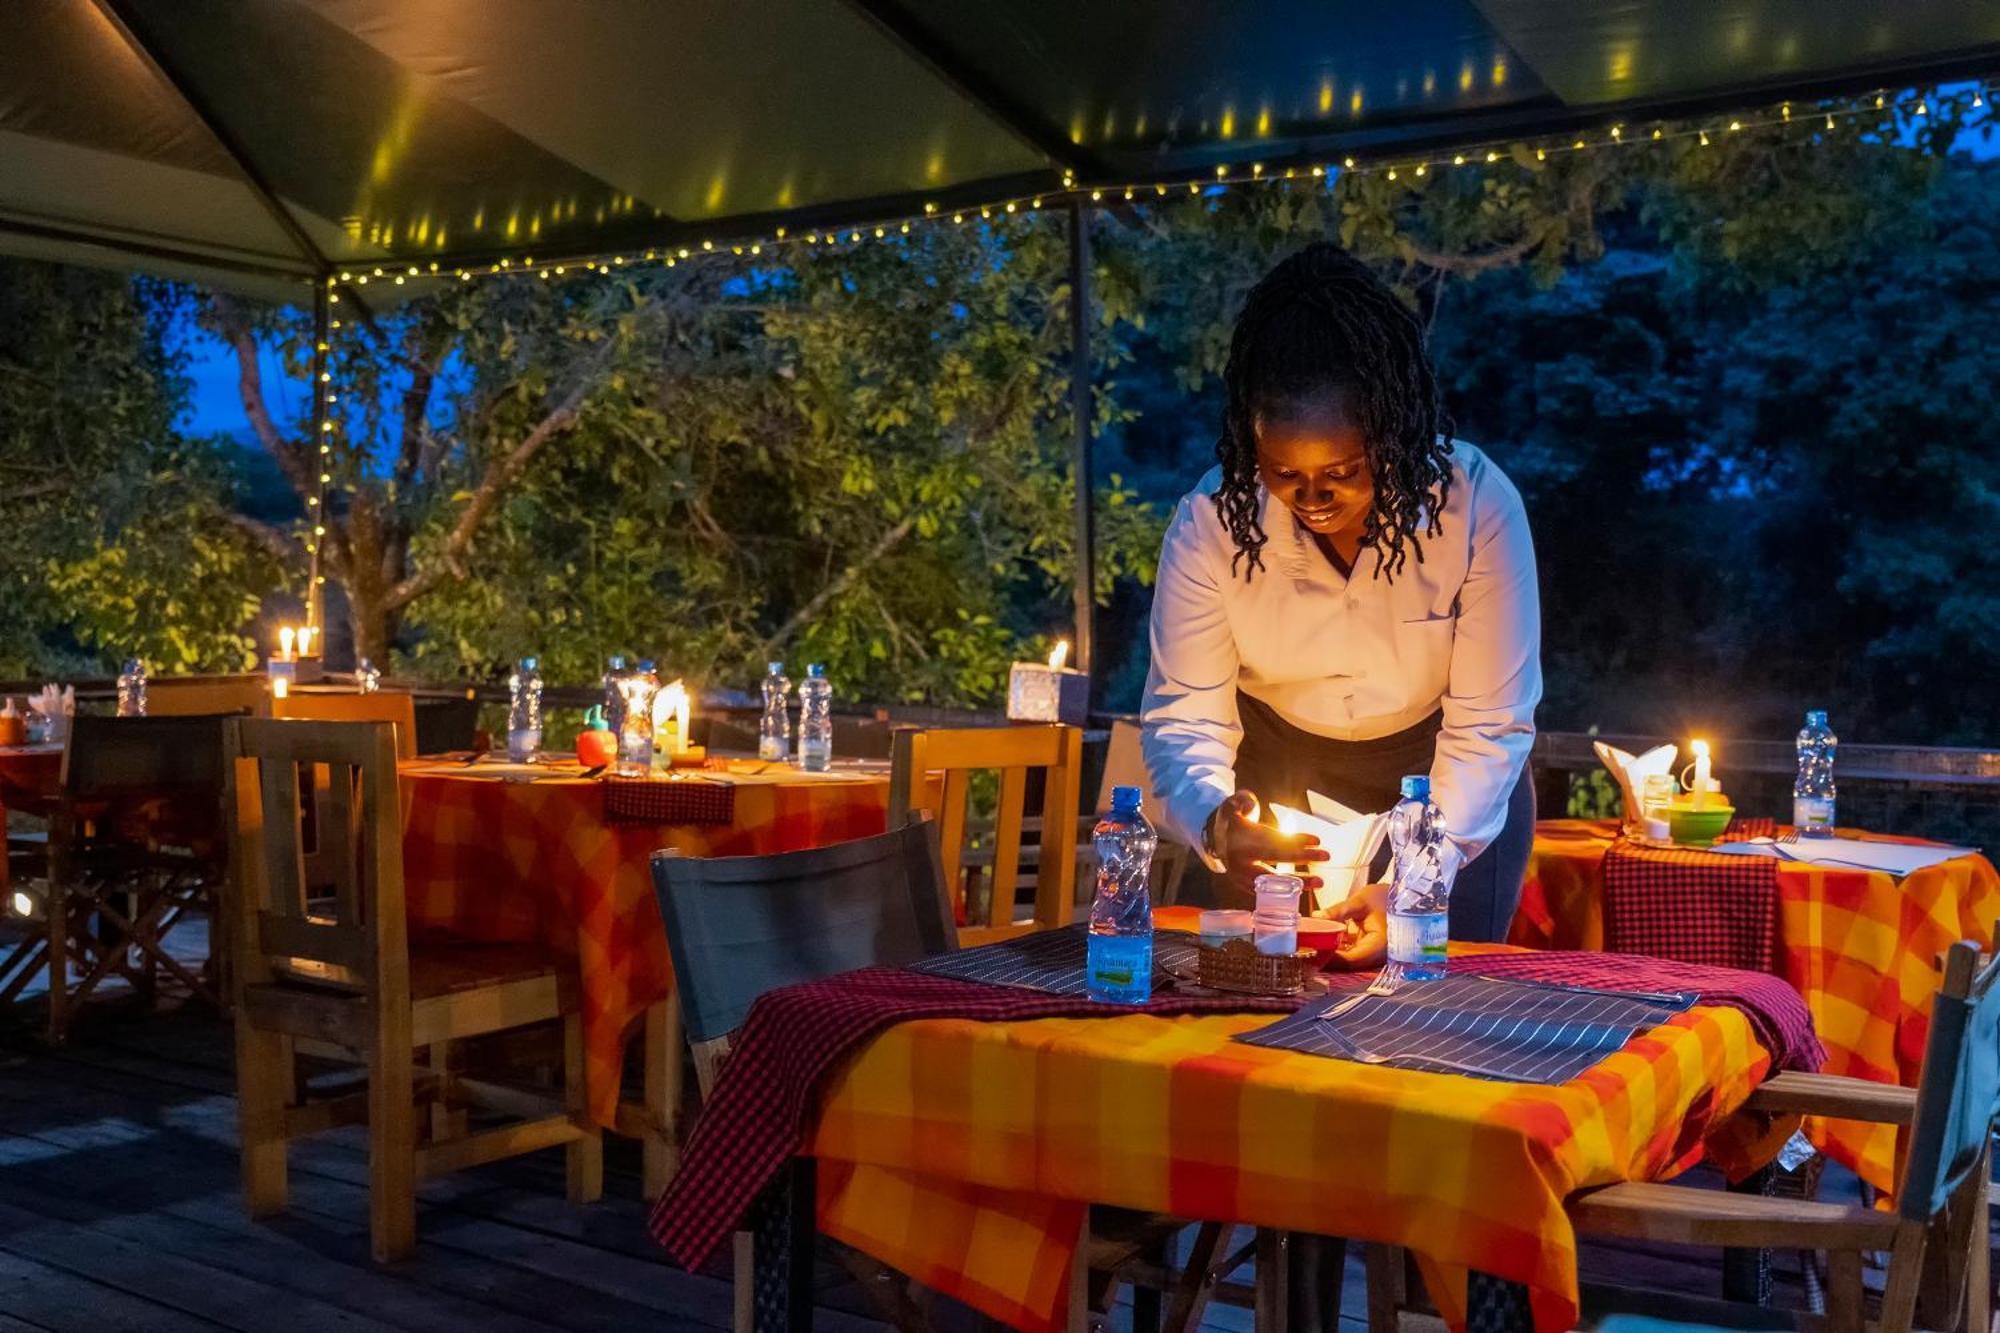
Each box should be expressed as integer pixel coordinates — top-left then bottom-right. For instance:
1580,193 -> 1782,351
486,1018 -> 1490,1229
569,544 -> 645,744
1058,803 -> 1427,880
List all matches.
1046,639 -> 1069,672
1272,804 -> 1299,877
272,676 -> 290,700
279,627 -> 295,660
654,681 -> 692,754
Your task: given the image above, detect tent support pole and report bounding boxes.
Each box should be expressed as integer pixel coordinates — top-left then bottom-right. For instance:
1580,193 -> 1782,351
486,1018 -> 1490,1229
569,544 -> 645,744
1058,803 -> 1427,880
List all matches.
305,286 -> 330,640
1068,201 -> 1095,683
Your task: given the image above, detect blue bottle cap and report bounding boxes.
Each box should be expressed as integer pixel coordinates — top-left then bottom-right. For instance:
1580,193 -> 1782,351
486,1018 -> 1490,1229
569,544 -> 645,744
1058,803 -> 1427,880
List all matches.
1806,709 -> 1828,727
637,658 -> 656,672
607,654 -> 626,669
1399,774 -> 1430,801
767,661 -> 784,674
1111,785 -> 1143,811
520,655 -> 538,671
807,663 -> 826,678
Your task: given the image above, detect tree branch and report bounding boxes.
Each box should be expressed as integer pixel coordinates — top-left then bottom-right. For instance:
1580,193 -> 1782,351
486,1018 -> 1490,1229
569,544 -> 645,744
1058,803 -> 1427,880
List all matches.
210,298 -> 314,500
381,318 -> 648,612
757,514 -> 918,659
224,511 -> 303,568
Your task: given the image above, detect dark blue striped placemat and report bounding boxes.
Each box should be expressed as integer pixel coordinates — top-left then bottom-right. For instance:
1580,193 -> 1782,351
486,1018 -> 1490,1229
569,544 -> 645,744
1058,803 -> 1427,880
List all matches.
1234,974 -> 1697,1084
911,924 -> 1201,996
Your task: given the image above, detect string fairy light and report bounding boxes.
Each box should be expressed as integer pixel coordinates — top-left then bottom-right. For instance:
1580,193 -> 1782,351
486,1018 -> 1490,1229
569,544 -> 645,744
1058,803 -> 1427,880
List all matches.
317,85 -> 1978,300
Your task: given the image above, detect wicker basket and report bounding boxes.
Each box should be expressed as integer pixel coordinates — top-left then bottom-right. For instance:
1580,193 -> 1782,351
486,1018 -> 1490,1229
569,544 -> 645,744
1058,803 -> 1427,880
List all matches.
1196,936 -> 1316,996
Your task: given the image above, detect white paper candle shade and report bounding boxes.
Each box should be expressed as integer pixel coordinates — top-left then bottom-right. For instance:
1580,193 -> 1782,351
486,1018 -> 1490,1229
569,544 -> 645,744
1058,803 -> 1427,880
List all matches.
1006,663 -> 1089,725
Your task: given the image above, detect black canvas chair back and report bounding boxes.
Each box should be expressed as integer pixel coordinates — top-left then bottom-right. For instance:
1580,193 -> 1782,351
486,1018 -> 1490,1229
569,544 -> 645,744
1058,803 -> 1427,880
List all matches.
651,819 -> 955,1051
1900,938 -> 2000,1221
63,713 -> 230,804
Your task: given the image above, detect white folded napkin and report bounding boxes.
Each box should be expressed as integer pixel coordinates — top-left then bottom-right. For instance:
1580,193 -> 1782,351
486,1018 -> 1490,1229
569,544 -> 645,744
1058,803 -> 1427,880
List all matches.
1709,835 -> 1976,878
29,684 -> 73,742
1594,740 -> 1677,822
1269,791 -> 1389,912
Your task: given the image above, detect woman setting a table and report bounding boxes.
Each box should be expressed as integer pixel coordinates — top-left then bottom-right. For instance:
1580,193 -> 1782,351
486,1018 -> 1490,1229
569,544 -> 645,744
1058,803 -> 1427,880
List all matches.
1142,242 -> 1541,961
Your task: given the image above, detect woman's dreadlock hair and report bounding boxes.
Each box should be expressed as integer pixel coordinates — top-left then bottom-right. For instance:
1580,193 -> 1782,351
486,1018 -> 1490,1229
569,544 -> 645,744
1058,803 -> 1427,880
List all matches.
1214,242 -> 1454,581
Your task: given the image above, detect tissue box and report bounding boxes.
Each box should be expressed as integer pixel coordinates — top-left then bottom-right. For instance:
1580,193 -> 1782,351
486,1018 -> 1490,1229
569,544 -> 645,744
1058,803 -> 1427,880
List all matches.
1006,663 -> 1089,725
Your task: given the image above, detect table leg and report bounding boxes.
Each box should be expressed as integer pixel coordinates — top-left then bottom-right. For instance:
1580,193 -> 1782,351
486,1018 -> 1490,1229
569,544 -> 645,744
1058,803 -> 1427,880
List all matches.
1254,1229 -> 1291,1333
1722,1162 -> 1778,1305
750,1157 -> 816,1333
641,997 -> 682,1198
1287,1234 -> 1344,1333
1465,1270 -> 1533,1333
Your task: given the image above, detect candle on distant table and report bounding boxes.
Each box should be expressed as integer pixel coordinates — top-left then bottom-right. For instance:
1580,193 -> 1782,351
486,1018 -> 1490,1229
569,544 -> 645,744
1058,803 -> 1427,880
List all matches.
278,627 -> 295,662
1006,639 -> 1089,725
1691,739 -> 1712,810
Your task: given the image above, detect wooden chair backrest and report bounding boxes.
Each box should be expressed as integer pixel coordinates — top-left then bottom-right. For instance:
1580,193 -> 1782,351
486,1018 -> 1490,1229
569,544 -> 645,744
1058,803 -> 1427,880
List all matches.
222,718 -> 406,1002
887,724 -> 1080,944
273,691 -> 419,759
650,818 -> 955,1095
1096,719 -> 1167,828
1900,938 -> 2000,1221
146,675 -> 272,718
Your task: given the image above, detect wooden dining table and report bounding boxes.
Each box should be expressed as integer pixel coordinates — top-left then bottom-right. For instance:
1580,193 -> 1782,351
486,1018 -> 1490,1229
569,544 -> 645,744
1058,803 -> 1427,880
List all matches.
396,753 -> 902,1193
710,908 -> 1798,1333
1515,818 -> 2000,1195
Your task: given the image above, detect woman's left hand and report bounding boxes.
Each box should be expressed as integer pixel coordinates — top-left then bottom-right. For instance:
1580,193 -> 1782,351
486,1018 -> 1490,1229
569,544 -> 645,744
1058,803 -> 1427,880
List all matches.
1316,882 -> 1388,969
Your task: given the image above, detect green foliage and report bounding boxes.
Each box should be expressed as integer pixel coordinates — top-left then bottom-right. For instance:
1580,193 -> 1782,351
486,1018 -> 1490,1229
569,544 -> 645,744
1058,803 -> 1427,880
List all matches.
393,217 -> 1163,705
0,262 -> 276,676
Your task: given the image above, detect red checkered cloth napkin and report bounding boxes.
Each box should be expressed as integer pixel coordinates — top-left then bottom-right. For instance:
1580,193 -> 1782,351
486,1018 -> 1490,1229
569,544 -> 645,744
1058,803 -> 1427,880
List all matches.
1603,835 -> 1781,973
648,951 -> 1821,1272
603,775 -> 735,825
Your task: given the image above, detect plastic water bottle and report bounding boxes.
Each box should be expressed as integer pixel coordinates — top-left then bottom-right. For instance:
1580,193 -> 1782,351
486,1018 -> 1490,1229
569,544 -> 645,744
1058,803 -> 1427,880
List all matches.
797,664 -> 832,772
116,658 -> 147,717
506,656 -> 543,762
1087,785 -> 1156,1004
1794,710 -> 1838,838
601,655 -> 629,734
758,662 -> 791,762
355,658 -> 381,693
1385,774 -> 1452,981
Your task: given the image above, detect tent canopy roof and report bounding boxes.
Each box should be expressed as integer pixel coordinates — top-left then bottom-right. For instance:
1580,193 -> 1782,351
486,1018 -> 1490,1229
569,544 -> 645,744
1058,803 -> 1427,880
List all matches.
7,0 -> 1998,302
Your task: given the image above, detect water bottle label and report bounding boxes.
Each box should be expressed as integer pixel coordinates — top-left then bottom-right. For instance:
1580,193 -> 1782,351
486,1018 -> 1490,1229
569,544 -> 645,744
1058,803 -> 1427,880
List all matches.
1387,912 -> 1448,967
1793,797 -> 1834,831
1086,933 -> 1153,1004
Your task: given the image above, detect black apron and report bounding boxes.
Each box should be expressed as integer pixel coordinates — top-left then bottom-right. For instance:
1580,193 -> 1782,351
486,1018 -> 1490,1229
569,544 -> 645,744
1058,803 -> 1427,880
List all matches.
1233,691 -> 1533,943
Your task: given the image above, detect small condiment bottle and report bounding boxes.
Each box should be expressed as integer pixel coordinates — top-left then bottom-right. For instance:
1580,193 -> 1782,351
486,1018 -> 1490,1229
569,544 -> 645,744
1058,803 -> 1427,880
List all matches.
1252,873 -> 1303,956
0,699 -> 24,747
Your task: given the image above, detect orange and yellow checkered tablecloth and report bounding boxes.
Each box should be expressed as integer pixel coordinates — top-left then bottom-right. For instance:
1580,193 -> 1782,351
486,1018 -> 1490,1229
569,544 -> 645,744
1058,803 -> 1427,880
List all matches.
805,916 -> 1779,1333
1514,818 -> 2000,1194
397,759 -> 896,1125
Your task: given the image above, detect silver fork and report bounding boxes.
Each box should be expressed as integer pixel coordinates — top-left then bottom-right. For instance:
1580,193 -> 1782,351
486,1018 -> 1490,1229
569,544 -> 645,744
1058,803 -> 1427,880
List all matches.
1320,970 -> 1400,1022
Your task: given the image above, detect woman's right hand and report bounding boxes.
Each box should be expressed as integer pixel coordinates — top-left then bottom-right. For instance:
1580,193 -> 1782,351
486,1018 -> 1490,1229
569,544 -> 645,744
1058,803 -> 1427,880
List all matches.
1207,789 -> 1328,902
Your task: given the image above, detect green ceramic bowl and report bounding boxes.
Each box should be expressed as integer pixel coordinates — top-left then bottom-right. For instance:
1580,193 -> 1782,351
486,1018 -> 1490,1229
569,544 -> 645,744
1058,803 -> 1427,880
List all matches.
1667,802 -> 1735,849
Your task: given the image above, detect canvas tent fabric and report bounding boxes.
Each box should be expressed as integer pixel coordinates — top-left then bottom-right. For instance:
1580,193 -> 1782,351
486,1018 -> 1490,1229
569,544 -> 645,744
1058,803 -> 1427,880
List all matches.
4,0 -> 1999,303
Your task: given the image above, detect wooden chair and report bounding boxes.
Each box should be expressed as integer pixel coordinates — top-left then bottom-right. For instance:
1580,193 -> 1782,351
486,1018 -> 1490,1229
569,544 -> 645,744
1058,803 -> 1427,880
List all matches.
37,713 -> 232,1043
224,717 -> 600,1263
273,691 -> 419,759
654,820 -> 956,1331
146,674 -> 272,718
1566,937 -> 2000,1333
888,724 -> 1081,947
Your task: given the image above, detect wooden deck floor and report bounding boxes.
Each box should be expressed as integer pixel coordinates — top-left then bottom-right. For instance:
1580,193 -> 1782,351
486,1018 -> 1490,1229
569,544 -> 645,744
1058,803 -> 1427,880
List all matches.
0,986 -> 1838,1333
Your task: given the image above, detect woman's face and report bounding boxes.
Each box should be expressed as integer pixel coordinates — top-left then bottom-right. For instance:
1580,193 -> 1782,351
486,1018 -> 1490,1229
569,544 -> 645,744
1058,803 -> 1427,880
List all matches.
1254,399 -> 1375,539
